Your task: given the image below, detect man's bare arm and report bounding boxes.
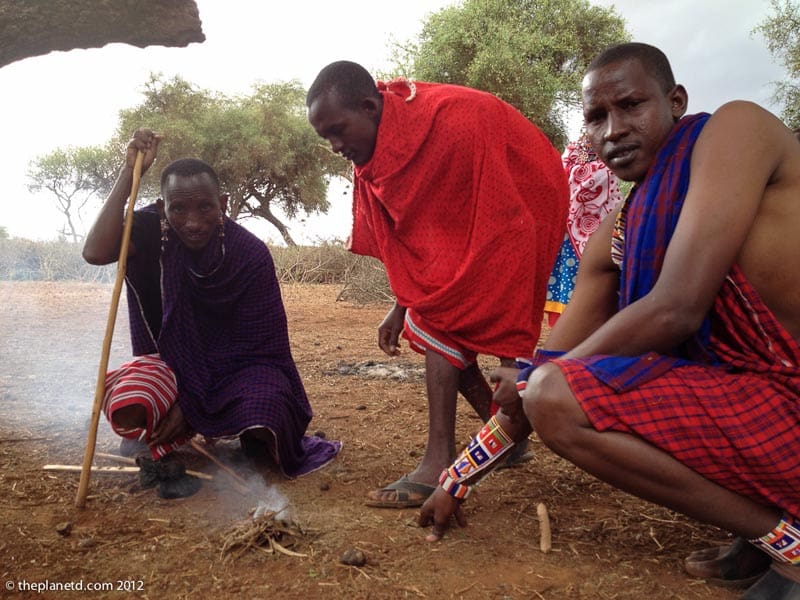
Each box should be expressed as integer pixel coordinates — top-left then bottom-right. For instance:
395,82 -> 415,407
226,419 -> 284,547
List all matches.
82,129 -> 160,265
563,101 -> 784,360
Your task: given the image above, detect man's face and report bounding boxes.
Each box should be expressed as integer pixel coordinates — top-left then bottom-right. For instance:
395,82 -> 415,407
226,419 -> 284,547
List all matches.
307,91 -> 380,166
582,58 -> 686,183
159,173 -> 224,252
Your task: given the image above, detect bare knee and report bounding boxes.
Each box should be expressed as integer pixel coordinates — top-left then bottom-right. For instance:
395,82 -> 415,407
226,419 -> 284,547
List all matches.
521,364 -> 588,454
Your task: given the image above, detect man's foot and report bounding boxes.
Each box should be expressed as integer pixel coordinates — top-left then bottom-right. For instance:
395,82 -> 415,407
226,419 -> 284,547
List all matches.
684,537 -> 771,588
365,475 -> 436,508
239,430 -> 277,466
136,455 -> 202,499
740,564 -> 800,600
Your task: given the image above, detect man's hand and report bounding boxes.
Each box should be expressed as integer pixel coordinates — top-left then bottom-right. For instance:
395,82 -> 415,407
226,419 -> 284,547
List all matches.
126,127 -> 161,177
418,487 -> 467,542
150,403 -> 188,446
489,366 -> 524,418
378,302 -> 406,356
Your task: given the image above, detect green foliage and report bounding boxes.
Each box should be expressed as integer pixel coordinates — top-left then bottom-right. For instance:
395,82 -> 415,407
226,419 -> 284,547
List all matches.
0,226 -> 8,240
406,0 -> 630,148
29,73 -> 350,246
27,145 -> 118,242
754,0 -> 800,127
112,74 -> 349,245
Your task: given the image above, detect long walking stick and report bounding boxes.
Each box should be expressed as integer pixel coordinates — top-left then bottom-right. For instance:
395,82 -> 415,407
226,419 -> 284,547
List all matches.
75,151 -> 144,508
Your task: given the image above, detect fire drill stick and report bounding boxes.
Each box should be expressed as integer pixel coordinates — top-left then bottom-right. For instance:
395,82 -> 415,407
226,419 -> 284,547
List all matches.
189,438 -> 251,495
75,150 -> 144,509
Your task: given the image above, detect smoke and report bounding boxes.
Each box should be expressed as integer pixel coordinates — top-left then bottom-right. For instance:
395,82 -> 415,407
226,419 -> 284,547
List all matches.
1,280 -> 299,523
0,281 -> 131,441
253,484 -> 294,522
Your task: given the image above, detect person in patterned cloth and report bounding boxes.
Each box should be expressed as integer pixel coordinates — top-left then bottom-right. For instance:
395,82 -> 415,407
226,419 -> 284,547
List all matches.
419,43 -> 800,600
83,128 -> 341,481
544,131 -> 623,327
306,61 -> 569,508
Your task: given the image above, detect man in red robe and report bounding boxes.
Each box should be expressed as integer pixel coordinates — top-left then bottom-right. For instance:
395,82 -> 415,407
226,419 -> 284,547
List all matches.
307,61 -> 568,507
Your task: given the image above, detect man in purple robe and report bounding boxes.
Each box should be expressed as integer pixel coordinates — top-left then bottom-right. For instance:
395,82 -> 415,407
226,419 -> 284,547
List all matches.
83,128 -> 341,480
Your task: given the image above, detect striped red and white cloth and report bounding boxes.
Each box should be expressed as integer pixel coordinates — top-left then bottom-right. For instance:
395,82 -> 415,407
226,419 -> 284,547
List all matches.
102,354 -> 187,459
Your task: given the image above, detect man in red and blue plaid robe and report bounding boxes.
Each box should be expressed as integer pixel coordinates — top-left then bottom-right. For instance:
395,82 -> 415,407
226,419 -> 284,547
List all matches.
420,43 -> 800,598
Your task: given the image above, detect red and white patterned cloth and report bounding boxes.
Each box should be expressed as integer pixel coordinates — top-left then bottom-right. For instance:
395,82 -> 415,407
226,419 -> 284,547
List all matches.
102,354 -> 187,459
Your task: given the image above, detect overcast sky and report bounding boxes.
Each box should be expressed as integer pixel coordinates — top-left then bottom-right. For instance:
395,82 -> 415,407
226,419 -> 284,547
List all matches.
0,0 -> 785,243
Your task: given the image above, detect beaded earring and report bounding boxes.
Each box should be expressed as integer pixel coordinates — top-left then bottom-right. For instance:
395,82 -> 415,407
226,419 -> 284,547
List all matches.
576,129 -> 595,164
218,212 -> 225,239
160,217 -> 170,252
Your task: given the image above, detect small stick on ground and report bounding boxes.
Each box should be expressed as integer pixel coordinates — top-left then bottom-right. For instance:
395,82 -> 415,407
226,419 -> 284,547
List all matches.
94,452 -> 213,481
537,502 -> 552,553
94,452 -> 137,465
189,438 -> 251,494
43,464 -> 213,480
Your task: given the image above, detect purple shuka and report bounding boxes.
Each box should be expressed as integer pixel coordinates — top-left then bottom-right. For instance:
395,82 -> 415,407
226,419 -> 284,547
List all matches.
124,204 -> 340,477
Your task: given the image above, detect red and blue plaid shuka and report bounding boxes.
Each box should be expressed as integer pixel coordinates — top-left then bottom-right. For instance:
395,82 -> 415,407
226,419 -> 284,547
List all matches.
555,114 -> 800,517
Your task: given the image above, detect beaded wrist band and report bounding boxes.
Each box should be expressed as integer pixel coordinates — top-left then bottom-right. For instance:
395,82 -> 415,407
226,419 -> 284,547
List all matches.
438,415 -> 516,498
438,470 -> 471,499
749,513 -> 800,564
516,349 -> 566,396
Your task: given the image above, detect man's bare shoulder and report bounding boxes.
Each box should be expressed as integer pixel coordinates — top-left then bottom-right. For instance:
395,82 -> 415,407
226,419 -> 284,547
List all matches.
709,101 -> 800,341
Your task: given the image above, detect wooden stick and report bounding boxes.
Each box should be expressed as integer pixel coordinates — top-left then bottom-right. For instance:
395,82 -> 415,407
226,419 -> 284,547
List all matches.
95,452 -> 214,483
47,463 -> 213,481
94,451 -> 138,465
96,451 -> 213,481
75,150 -> 144,509
537,502 -> 552,553
189,438 -> 251,494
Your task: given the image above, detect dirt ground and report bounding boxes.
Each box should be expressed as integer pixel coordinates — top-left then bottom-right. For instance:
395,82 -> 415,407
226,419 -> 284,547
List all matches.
0,281 -> 742,599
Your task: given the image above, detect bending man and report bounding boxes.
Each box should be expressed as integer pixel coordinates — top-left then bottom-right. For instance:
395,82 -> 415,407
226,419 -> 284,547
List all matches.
83,129 -> 341,480
307,61 -> 569,508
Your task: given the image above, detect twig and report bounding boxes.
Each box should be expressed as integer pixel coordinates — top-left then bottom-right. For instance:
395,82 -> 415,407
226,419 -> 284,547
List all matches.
455,581 -> 477,594
189,439 -> 250,494
0,437 -> 48,443
537,503 -> 552,553
43,464 -> 213,480
95,452 -> 136,465
94,452 -> 212,480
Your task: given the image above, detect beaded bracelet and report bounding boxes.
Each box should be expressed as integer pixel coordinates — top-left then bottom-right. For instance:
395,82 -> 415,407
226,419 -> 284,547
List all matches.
438,470 -> 471,499
749,513 -> 800,564
438,415 -> 515,498
516,349 -> 566,396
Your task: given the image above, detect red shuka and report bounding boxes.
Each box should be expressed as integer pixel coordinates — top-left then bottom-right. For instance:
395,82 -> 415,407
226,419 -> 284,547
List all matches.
350,81 -> 569,358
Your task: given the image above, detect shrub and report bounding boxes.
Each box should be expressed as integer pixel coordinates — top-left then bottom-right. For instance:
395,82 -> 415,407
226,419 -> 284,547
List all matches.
0,238 -> 114,282
0,238 -> 393,304
269,242 -> 392,304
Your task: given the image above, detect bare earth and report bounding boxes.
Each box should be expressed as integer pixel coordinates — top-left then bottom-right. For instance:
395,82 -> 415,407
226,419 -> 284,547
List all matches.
0,281 -> 740,600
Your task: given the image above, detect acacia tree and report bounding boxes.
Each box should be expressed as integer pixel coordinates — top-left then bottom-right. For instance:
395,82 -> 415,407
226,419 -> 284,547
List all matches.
113,74 -> 348,245
27,145 -> 118,242
405,0 -> 629,148
754,0 -> 800,127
